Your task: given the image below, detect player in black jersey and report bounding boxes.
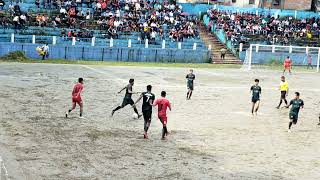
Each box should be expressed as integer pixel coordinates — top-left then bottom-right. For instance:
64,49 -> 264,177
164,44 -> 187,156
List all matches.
186,69 -> 195,100
250,79 -> 262,115
134,85 -> 155,139
111,78 -> 142,118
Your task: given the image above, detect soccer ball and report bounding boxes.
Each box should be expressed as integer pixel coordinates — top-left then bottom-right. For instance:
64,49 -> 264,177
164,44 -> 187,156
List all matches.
132,113 -> 138,119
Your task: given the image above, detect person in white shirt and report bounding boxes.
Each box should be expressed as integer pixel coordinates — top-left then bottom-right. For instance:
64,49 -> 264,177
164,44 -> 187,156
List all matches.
41,43 -> 49,60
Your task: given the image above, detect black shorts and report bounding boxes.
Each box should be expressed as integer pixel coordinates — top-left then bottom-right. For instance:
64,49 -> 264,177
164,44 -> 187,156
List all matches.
281,91 -> 287,99
142,110 -> 152,121
252,98 -> 260,103
187,83 -> 194,90
289,113 -> 298,124
121,98 -> 134,107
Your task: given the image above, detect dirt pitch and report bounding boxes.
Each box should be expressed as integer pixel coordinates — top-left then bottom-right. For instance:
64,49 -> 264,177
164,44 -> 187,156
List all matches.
0,62 -> 320,180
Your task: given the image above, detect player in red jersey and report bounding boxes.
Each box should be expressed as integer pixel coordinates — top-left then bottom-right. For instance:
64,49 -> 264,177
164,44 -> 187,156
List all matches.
283,56 -> 292,75
66,78 -> 84,118
153,91 -> 171,140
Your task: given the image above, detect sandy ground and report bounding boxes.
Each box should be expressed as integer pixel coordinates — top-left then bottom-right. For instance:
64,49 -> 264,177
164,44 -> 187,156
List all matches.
0,62 -> 320,180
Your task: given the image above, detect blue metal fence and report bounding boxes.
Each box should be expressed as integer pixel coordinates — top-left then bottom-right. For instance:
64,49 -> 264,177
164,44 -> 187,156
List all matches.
0,42 -> 210,63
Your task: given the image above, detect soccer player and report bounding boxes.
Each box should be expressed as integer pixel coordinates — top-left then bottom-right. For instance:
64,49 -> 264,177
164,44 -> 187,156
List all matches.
276,76 -> 289,109
307,54 -> 313,69
111,78 -> 142,118
283,56 -> 292,74
134,85 -> 155,139
250,79 -> 261,115
66,78 -> 84,118
153,91 -> 171,140
186,69 -> 195,100
286,92 -> 304,132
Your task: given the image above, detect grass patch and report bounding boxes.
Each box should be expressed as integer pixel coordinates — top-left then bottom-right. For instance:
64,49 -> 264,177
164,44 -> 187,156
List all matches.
0,51 -> 29,61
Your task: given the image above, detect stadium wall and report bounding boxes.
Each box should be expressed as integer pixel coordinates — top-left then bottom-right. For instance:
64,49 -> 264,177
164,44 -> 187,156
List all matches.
0,43 -> 210,63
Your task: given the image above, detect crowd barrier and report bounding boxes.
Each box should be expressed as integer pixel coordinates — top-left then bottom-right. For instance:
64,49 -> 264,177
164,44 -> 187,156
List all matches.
0,42 -> 210,63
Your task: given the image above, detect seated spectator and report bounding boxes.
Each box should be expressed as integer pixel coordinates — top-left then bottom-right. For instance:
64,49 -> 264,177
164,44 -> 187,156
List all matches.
0,0 -> 5,10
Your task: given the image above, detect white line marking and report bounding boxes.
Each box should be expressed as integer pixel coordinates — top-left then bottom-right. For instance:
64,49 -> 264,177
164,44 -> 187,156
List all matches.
0,156 -> 9,180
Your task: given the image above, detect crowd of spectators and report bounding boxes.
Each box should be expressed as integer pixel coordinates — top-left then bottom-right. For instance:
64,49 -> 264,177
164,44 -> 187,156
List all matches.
1,0 -> 200,43
206,9 -> 320,46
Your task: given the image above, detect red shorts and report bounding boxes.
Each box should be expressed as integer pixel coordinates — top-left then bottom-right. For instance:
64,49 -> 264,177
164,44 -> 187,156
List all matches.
72,96 -> 82,104
158,115 -> 167,125
284,65 -> 291,69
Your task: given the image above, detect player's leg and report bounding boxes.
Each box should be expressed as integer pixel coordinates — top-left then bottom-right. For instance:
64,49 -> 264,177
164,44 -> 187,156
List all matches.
143,111 -> 151,139
255,100 -> 260,114
186,89 -> 190,100
66,102 -> 77,117
251,102 -> 255,114
277,96 -> 283,109
79,101 -> 83,118
159,117 -> 168,140
111,99 -> 126,116
131,103 -> 142,118
318,114 -> 320,125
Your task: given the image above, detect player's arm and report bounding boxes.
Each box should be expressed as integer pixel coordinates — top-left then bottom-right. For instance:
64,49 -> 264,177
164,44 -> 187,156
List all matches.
118,86 -> 126,93
286,100 -> 293,108
152,99 -> 158,106
286,87 -> 289,96
148,97 -> 154,106
301,101 -> 304,109
168,102 -> 172,111
134,94 -> 143,105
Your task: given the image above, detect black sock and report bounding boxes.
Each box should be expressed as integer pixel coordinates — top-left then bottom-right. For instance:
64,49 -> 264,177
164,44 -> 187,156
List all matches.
251,108 -> 254,114
289,122 -> 293,129
187,92 -> 189,98
284,99 -> 288,105
68,109 -> 72,113
113,106 -> 122,112
144,120 -> 150,132
189,91 -> 193,99
133,107 -> 139,115
278,100 -> 282,107
80,112 -> 82,117
162,126 -> 167,138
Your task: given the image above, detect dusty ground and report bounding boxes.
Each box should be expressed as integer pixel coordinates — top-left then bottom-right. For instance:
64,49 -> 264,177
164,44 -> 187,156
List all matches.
0,62 -> 320,180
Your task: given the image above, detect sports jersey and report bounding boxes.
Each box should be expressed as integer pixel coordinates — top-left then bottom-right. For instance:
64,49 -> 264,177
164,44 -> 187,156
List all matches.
186,73 -> 195,84
289,99 -> 304,115
72,83 -> 83,98
280,81 -> 289,91
124,84 -> 133,99
251,85 -> 261,100
154,98 -> 171,117
141,92 -> 155,112
284,59 -> 291,67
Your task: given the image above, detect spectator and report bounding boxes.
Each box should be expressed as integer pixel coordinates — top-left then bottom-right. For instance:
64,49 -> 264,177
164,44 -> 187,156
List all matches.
220,48 -> 226,60
0,0 -> 5,10
41,43 -> 49,60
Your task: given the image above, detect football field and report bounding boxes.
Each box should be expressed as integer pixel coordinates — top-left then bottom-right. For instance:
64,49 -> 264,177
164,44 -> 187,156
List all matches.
0,62 -> 319,179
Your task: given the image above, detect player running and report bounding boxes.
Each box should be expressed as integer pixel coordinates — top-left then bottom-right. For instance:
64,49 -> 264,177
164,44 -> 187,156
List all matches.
111,78 -> 142,118
283,56 -> 292,75
153,91 -> 171,140
186,69 -> 195,100
250,79 -> 261,115
134,85 -> 155,139
66,78 -> 84,118
286,92 -> 304,133
276,76 -> 289,109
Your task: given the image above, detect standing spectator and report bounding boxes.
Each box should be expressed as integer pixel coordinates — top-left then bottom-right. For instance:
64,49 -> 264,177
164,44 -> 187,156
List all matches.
41,43 -> 49,60
35,0 -> 40,8
220,48 -> 226,60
